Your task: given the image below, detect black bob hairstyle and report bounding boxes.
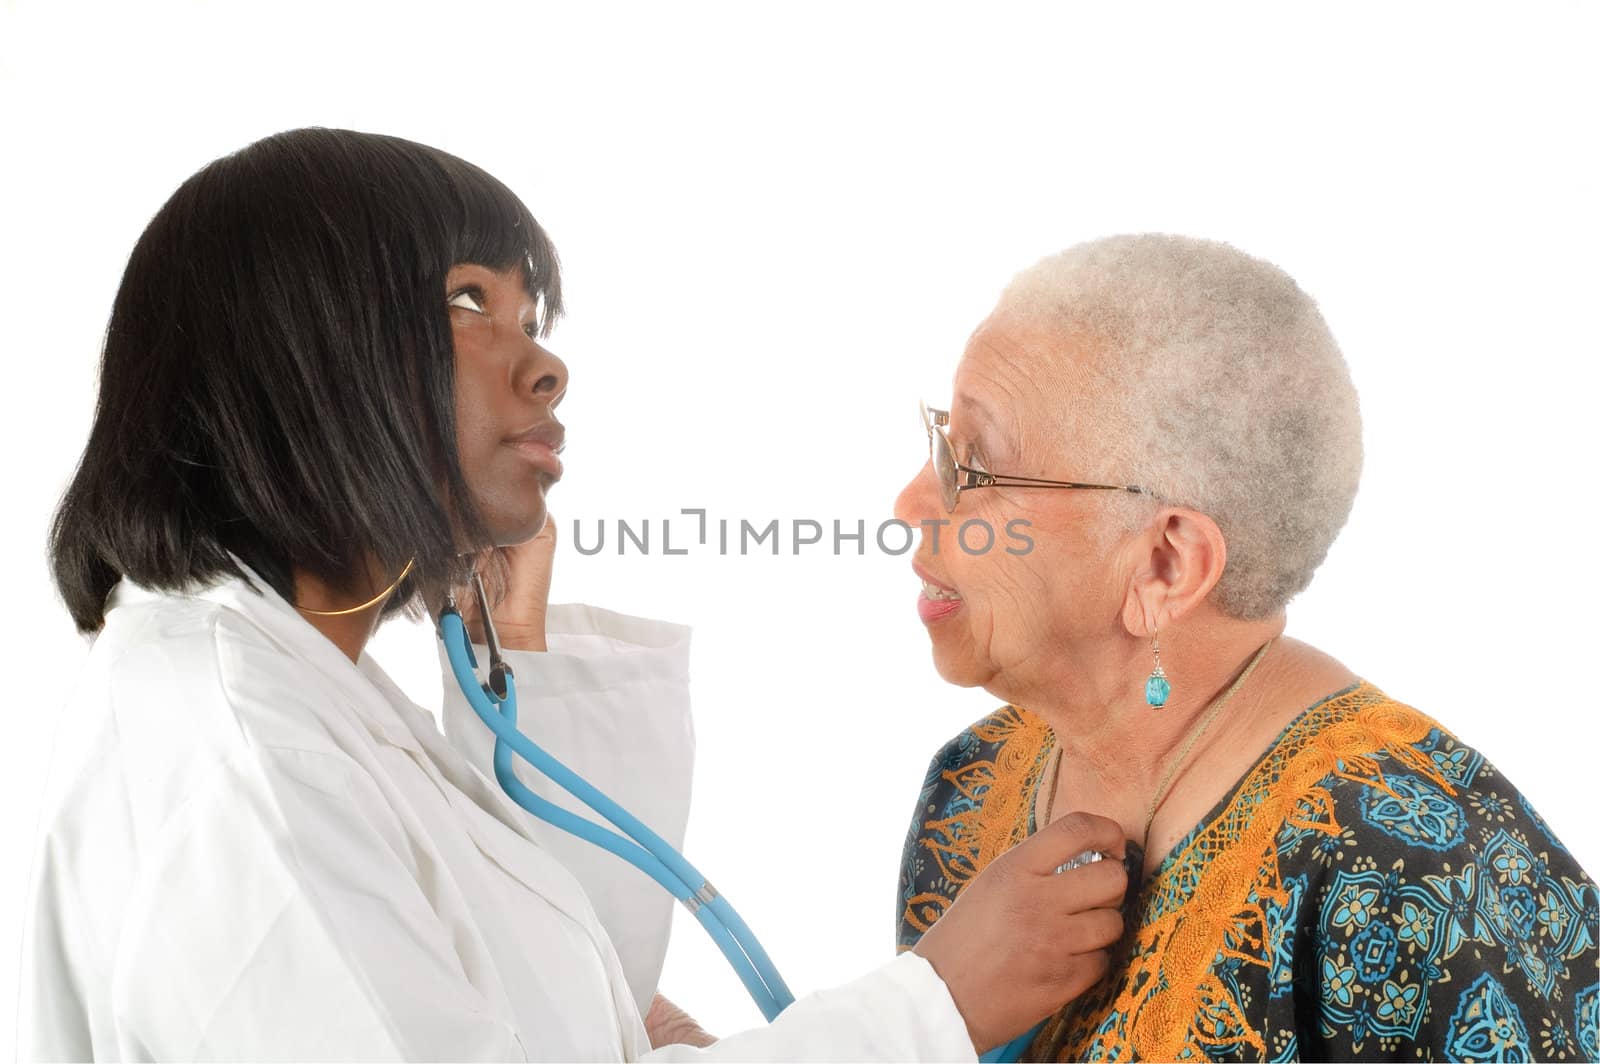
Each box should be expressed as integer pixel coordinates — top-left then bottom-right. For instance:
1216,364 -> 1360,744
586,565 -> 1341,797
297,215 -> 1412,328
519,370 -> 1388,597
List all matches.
50,127 -> 562,633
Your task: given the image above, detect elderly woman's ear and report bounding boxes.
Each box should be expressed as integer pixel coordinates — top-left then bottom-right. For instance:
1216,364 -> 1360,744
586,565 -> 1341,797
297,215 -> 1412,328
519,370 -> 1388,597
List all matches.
1119,507 -> 1230,637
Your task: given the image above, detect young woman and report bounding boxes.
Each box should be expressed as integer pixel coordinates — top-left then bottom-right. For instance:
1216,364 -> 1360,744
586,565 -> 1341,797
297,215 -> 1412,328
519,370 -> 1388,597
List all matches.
20,127 -> 1127,1060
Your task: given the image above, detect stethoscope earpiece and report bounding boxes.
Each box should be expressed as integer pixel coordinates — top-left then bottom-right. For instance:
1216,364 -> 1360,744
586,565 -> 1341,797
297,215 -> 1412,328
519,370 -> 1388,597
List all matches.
468,573 -> 513,701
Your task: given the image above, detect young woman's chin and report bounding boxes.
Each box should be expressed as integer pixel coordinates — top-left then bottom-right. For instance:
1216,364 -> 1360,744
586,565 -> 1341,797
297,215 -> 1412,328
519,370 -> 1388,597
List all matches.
487,496 -> 549,548
456,471 -> 550,550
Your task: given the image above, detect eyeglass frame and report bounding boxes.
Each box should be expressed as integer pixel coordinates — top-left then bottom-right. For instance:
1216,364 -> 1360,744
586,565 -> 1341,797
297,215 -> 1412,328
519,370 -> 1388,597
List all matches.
921,401 -> 1152,514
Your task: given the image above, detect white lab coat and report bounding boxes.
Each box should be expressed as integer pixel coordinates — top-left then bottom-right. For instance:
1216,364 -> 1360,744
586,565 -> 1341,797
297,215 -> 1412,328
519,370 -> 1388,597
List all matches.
17,561 -> 975,1061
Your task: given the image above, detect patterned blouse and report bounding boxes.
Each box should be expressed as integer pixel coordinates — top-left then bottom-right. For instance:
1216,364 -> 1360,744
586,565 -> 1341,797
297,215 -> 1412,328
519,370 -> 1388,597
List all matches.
896,682 -> 1599,1061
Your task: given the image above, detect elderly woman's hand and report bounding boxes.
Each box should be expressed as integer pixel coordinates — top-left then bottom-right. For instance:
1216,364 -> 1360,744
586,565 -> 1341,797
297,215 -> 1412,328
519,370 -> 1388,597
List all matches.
912,811 -> 1129,1055
457,517 -> 557,652
644,993 -> 717,1049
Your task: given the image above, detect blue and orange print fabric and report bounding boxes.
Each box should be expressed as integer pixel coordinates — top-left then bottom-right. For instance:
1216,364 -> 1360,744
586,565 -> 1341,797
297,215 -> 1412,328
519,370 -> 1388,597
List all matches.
897,683 -> 1600,1061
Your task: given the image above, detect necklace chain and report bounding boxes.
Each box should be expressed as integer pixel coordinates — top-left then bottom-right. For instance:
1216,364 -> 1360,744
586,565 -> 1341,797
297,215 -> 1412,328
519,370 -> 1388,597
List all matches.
1041,638 -> 1275,849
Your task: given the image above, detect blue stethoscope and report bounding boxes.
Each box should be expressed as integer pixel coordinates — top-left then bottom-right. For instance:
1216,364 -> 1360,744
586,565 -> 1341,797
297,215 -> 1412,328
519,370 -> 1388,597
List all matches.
437,573 -> 1041,1059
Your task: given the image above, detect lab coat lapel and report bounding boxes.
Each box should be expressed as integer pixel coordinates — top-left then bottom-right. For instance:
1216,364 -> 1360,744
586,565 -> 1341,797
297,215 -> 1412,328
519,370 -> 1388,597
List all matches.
357,661 -> 618,932
193,565 -> 616,939
355,655 -> 647,1047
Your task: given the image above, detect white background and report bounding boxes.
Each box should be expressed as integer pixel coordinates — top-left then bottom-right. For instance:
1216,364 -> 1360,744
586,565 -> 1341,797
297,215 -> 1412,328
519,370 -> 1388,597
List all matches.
3,0 -> 1597,1044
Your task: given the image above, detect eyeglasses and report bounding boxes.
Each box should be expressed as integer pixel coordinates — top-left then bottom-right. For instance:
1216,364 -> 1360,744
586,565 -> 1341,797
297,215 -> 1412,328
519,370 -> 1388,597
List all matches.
921,401 -> 1151,514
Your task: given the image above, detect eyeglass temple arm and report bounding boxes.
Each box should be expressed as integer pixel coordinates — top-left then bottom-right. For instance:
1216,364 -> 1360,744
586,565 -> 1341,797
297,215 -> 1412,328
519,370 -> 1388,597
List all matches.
956,466 -> 1150,495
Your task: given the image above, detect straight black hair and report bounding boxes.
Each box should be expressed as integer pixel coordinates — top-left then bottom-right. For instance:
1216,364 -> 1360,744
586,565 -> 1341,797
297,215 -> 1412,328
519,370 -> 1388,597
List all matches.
49,127 -> 562,632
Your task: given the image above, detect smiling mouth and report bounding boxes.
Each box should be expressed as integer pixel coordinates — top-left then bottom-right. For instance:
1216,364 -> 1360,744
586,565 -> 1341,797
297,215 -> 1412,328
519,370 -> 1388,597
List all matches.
913,562 -> 963,624
913,560 -> 961,599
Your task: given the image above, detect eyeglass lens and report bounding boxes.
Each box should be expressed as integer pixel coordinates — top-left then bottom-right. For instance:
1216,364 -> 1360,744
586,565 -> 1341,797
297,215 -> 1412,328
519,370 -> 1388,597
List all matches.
929,423 -> 958,513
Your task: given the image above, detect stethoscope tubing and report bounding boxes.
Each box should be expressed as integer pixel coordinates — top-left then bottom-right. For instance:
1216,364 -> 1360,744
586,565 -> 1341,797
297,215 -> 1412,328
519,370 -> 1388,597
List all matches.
439,599 -> 1039,1059
437,608 -> 794,1021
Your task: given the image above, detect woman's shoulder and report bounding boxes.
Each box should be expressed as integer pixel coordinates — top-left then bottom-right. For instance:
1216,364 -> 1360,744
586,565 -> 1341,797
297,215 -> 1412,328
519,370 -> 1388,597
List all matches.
1281,685 -> 1585,865
85,587 -> 242,743
94,574 -> 282,683
1261,686 -> 1598,1056
38,590 -> 372,889
77,582 -> 371,784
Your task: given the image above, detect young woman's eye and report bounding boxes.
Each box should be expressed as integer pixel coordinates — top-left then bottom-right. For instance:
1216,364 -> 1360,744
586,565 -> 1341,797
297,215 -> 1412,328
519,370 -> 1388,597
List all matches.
447,287 -> 486,313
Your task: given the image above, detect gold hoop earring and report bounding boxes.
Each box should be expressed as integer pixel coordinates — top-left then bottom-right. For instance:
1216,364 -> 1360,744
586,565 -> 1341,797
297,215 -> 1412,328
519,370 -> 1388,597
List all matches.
295,558 -> 416,617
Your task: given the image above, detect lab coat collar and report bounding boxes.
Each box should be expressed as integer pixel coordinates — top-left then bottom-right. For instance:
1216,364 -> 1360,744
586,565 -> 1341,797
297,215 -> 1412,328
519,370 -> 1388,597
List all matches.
103,555 -> 426,755
105,560 -> 601,879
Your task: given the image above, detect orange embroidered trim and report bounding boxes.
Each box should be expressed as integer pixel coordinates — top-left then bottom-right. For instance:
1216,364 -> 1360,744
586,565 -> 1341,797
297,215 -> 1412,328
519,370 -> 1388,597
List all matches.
910,707 -> 1054,912
1041,685 -> 1452,1061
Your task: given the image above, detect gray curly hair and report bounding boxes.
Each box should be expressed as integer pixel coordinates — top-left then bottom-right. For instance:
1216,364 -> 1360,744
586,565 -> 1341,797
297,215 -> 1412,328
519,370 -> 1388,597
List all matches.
998,234 -> 1363,620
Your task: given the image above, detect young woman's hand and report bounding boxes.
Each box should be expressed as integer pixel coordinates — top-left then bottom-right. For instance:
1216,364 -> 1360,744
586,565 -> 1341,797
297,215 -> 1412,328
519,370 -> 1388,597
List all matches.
457,517 -> 557,652
911,811 -> 1129,1054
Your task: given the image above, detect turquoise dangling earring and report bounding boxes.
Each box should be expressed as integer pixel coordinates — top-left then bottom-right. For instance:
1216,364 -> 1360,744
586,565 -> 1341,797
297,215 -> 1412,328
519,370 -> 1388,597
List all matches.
1145,630 -> 1171,709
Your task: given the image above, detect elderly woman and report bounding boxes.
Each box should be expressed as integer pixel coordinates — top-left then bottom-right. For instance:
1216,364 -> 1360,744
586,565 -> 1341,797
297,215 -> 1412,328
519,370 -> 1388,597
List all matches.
893,235 -> 1599,1062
